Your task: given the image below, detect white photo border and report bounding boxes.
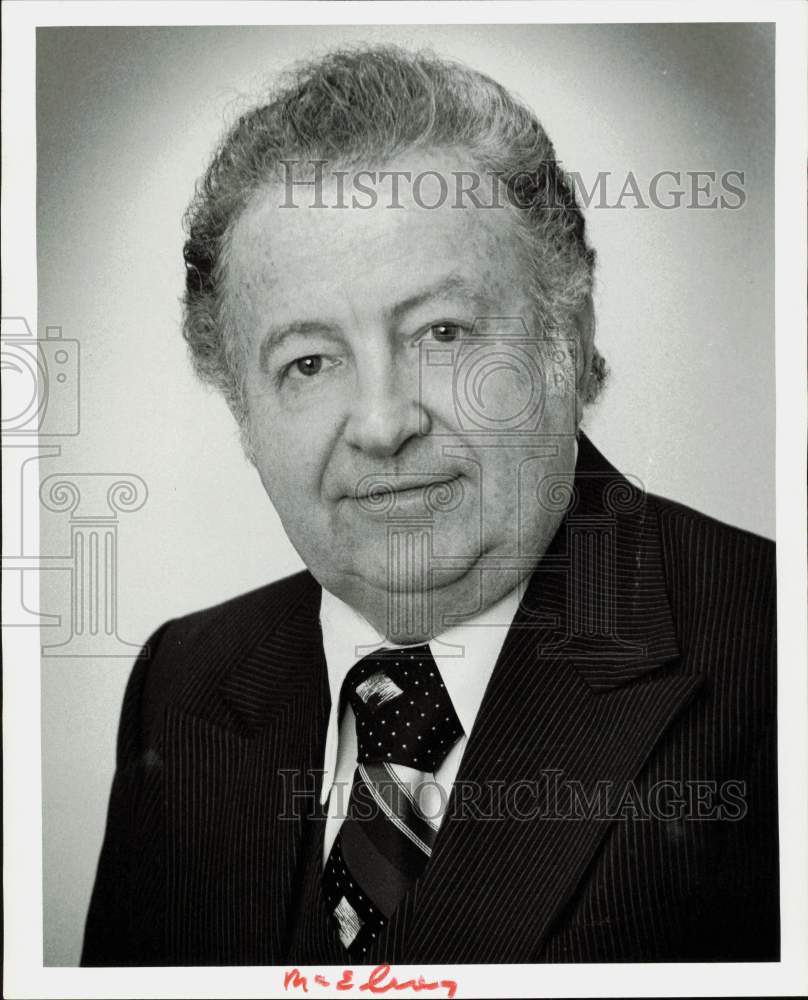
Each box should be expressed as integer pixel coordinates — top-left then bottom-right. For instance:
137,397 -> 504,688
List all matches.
3,1 -> 806,997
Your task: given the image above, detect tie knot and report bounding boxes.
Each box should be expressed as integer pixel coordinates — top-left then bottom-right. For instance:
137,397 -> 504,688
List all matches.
343,644 -> 463,771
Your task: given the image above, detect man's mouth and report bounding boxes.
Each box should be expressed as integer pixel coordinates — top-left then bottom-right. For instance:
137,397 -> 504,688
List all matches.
339,474 -> 466,515
351,473 -> 462,501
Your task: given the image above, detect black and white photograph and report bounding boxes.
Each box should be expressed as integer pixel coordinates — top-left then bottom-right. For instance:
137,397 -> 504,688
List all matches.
3,3 -> 807,998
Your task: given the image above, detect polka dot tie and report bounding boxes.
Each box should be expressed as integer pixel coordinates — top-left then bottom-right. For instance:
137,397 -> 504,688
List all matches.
322,644 -> 464,957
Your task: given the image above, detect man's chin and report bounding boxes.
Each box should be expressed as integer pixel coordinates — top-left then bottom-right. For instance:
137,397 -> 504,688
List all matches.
321,554 -> 475,597
314,564 -> 476,644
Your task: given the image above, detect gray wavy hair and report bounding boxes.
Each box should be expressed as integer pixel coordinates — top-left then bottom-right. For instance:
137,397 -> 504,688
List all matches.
182,45 -> 607,427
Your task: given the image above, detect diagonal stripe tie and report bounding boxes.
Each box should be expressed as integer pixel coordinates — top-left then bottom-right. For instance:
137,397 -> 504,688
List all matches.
322,644 -> 464,956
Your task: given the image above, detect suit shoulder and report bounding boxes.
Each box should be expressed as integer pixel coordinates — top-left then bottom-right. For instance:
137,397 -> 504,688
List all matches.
649,493 -> 776,690
650,492 -> 774,578
135,570 -> 320,734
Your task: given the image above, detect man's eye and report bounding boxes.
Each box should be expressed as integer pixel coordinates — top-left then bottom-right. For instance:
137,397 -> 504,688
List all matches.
279,353 -> 344,385
429,323 -> 464,343
292,356 -> 323,377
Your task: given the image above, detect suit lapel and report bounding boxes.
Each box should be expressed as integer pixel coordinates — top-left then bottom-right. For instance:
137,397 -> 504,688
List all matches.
163,573 -> 329,964
377,435 -> 705,962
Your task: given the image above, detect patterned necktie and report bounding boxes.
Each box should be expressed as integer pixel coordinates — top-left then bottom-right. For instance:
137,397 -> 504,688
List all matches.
322,644 -> 464,956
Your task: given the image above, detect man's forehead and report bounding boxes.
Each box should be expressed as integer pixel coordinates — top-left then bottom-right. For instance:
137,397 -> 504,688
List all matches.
228,209 -> 528,335
229,166 -> 522,284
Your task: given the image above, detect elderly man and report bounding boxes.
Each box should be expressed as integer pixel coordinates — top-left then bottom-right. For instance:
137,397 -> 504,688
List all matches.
82,46 -> 778,966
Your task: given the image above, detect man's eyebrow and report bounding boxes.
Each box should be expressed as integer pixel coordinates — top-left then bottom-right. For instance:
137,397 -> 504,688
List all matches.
259,320 -> 340,368
258,275 -> 487,366
387,275 -> 490,321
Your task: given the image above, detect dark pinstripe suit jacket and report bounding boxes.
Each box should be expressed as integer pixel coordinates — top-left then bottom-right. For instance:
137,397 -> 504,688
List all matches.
82,434 -> 779,965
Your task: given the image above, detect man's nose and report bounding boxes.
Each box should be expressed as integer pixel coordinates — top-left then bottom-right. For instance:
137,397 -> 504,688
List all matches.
343,361 -> 428,457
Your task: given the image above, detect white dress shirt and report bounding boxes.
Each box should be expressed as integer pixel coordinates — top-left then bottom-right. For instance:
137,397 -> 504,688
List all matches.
319,580 -> 526,862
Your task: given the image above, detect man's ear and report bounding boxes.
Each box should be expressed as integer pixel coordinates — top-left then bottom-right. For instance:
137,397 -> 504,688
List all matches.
573,294 -> 596,425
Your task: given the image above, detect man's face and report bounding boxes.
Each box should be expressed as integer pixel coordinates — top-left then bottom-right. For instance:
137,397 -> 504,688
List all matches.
227,150 -> 578,638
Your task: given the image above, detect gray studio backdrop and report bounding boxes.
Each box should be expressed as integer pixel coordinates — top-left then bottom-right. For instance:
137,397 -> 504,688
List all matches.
36,23 -> 774,964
